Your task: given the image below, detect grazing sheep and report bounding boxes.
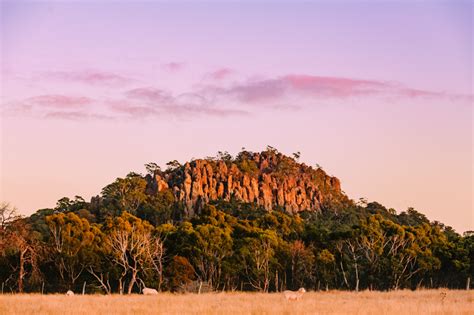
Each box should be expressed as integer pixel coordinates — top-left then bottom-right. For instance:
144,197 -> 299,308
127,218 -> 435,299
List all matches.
66,290 -> 74,296
138,278 -> 158,295
283,288 -> 306,301
142,287 -> 159,295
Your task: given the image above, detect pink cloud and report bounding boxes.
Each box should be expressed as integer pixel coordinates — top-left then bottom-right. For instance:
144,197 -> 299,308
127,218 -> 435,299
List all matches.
10,71 -> 468,122
161,104 -> 248,117
7,86 -> 247,121
162,62 -> 185,72
125,87 -> 172,103
225,79 -> 287,102
282,75 -> 387,97
110,90 -> 248,119
210,74 -> 473,104
208,68 -> 234,80
3,94 -> 95,117
111,101 -> 248,118
26,95 -> 93,109
398,88 -> 441,98
4,94 -> 112,121
397,88 -> 473,102
42,70 -> 133,86
44,111 -> 112,121
108,100 -> 159,118
222,75 -> 387,102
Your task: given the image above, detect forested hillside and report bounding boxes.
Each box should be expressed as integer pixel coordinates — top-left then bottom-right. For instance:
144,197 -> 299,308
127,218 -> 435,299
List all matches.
0,148 -> 472,293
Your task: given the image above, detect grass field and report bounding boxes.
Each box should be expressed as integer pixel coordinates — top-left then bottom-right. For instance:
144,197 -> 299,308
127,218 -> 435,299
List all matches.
0,289 -> 472,315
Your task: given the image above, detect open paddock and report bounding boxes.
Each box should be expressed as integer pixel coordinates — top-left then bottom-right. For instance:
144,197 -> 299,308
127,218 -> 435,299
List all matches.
0,289 -> 472,315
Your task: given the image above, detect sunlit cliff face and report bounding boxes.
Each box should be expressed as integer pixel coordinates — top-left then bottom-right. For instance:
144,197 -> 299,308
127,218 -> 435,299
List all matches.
146,150 -> 345,216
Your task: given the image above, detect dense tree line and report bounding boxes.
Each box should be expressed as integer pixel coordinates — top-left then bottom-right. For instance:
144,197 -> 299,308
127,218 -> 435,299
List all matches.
0,153 -> 472,294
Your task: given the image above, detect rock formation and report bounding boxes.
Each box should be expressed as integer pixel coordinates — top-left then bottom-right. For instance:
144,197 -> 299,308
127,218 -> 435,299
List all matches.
146,150 -> 345,216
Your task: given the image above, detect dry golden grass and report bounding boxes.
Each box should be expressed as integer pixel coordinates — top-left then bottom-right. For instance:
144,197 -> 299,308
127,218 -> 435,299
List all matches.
0,289 -> 472,315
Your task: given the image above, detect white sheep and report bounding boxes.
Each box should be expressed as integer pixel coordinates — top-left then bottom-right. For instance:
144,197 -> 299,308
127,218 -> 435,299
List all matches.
283,287 -> 306,301
142,287 -> 158,295
138,278 -> 158,295
66,290 -> 74,296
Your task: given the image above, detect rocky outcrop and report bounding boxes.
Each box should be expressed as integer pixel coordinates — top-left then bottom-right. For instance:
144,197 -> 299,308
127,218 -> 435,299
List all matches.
146,150 -> 345,216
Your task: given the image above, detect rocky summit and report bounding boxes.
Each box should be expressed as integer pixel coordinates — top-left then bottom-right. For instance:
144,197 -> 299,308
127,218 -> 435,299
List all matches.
146,149 -> 346,216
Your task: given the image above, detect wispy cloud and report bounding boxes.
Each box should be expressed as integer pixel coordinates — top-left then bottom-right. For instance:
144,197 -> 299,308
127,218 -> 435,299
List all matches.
395,87 -> 472,102
3,94 -> 113,121
108,99 -> 247,119
282,75 -> 386,98
206,74 -> 473,104
44,111 -> 112,121
162,62 -> 185,72
219,79 -> 287,102
207,68 -> 235,80
26,95 -> 93,109
41,70 -> 133,86
109,87 -> 248,119
216,75 -> 385,102
161,104 -> 248,117
125,87 -> 173,103
108,100 -> 160,118
6,94 -> 94,114
6,69 -> 470,122
4,86 -> 248,121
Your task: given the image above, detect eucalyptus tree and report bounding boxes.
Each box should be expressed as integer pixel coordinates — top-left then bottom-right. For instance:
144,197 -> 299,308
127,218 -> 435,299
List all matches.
46,212 -> 103,289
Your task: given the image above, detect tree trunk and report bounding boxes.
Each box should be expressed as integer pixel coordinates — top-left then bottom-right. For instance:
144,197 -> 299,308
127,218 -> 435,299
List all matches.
157,259 -> 163,292
416,278 -> 423,290
88,269 -> 112,295
354,262 -> 360,292
340,261 -> 350,290
467,277 -> 471,290
18,248 -> 27,293
128,271 -> 137,294
274,270 -> 279,292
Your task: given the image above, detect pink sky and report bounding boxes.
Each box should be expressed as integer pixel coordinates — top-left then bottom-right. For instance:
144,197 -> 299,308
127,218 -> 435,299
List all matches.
1,1 -> 472,232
